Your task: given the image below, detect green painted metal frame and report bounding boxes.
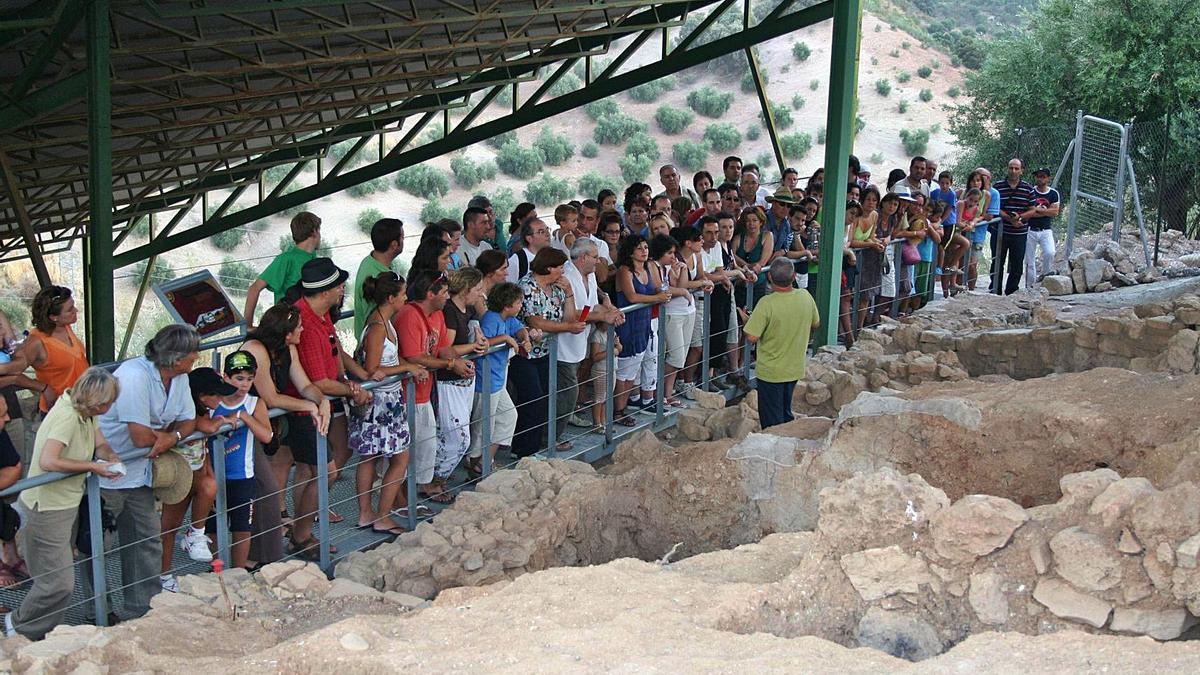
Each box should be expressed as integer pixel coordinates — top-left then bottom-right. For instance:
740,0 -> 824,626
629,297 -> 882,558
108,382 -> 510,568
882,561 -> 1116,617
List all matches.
812,0 -> 862,348
84,0 -> 114,363
745,47 -> 786,174
113,0 -> 837,270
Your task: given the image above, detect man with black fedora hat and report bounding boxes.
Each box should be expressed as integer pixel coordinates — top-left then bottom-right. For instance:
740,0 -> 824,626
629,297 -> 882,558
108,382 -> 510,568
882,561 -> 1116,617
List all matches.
765,186 -> 798,262
287,257 -> 372,559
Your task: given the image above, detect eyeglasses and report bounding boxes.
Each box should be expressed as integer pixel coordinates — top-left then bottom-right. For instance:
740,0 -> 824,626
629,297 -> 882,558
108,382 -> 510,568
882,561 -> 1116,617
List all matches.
603,229 -> 622,235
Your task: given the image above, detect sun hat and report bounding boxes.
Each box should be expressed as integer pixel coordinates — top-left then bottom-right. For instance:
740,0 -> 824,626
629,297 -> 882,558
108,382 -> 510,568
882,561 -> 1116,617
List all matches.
152,450 -> 194,505
299,257 -> 349,294
766,185 -> 798,205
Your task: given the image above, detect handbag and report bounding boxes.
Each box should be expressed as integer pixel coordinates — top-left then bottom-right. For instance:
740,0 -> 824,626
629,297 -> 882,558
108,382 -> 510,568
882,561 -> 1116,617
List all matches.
901,242 -> 921,266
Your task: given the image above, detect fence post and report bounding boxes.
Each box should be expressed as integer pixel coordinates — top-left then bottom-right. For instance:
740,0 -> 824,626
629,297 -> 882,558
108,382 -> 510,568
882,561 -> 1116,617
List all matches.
890,240 -> 903,318
1153,110 -> 1171,265
742,283 -> 754,382
404,377 -> 419,531
86,474 -> 108,627
211,435 -> 231,566
480,359 -> 493,477
604,322 -> 616,447
655,302 -> 666,428
991,223 -> 1004,295
700,291 -> 711,390
315,430 -> 330,571
546,335 -> 558,457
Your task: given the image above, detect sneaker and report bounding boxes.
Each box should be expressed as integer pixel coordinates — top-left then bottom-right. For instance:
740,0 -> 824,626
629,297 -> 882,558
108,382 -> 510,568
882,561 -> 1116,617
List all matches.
160,574 -> 180,593
567,413 -> 593,428
4,610 -> 15,637
180,529 -> 214,562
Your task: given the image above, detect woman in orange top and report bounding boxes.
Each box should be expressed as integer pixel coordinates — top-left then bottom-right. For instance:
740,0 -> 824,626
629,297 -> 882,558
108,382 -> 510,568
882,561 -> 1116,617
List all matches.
0,286 -> 89,412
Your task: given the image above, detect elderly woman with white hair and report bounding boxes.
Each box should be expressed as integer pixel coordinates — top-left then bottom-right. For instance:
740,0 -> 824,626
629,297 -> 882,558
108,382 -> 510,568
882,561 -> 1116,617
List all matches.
6,367 -> 121,640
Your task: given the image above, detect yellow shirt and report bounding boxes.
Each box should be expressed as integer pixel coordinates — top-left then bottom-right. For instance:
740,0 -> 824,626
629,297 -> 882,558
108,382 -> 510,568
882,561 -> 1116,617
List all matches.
20,393 -> 98,511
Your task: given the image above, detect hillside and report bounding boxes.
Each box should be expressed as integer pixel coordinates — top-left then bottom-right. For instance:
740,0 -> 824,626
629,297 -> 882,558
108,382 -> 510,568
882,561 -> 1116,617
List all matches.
2,9 -> 974,350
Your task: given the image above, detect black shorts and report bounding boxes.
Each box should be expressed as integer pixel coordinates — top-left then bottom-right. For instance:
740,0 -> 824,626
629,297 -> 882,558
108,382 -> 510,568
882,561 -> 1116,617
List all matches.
226,478 -> 256,532
283,413 -> 319,466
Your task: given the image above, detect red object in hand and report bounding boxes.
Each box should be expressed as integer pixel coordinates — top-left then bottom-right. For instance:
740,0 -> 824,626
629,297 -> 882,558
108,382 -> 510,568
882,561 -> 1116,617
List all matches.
578,305 -> 591,322
211,559 -> 225,574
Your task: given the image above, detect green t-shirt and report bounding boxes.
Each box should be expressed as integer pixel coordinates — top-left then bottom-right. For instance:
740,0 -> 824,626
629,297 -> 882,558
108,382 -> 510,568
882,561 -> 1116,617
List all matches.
21,393 -> 97,511
258,246 -> 315,305
353,254 -> 396,337
743,288 -> 819,383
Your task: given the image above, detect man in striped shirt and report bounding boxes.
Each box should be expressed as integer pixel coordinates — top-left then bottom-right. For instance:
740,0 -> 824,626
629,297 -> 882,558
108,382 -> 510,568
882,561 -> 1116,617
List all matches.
992,158 -> 1037,295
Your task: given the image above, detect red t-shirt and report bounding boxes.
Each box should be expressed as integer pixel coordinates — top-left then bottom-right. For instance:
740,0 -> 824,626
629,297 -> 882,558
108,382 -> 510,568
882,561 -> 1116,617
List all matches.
293,298 -> 341,393
395,304 -> 448,404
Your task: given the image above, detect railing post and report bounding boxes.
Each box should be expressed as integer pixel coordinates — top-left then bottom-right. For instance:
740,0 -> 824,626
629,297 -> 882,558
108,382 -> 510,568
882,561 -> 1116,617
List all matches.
404,377 -> 419,531
700,291 -> 711,390
86,474 -> 108,627
315,431 -> 330,571
890,240 -> 903,318
604,322 -> 616,447
546,335 -> 558,457
211,435 -> 231,566
991,222 -> 1004,295
480,358 -> 493,477
742,284 -> 754,382
850,254 -> 862,333
655,303 -> 666,428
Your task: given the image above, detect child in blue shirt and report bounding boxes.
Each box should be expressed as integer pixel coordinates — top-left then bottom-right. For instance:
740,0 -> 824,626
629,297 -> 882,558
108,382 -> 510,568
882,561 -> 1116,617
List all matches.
466,283 -> 533,476
207,350 -> 273,569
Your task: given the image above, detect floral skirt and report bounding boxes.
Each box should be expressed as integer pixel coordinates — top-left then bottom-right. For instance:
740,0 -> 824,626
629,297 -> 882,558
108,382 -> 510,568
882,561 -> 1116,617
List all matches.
349,386 -> 410,457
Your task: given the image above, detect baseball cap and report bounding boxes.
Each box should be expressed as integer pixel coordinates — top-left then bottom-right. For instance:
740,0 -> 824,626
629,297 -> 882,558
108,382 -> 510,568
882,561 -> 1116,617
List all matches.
189,367 -> 236,397
224,350 -> 258,374
1033,167 -> 1051,177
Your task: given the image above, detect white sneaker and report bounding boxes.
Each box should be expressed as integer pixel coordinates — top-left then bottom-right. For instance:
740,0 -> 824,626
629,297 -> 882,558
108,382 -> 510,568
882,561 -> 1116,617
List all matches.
180,529 -> 213,562
160,574 -> 180,593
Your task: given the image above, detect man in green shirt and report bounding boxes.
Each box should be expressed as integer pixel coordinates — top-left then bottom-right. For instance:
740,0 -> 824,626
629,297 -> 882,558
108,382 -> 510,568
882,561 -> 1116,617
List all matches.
243,211 -> 322,330
744,258 -> 820,430
353,217 -> 405,336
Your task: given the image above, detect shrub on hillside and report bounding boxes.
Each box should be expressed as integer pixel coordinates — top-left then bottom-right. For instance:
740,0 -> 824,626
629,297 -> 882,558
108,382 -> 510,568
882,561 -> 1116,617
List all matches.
593,113 -> 648,145
357,208 -> 383,235
495,141 -> 544,179
746,124 -> 761,141
450,155 -> 498,189
792,41 -> 811,62
917,65 -> 933,79
210,228 -> 245,252
487,187 -> 517,225
947,86 -> 961,99
901,41 -> 911,50
262,164 -> 292,186
889,49 -> 900,58
219,258 -> 255,293
484,129 -> 517,149
754,152 -> 773,171
919,88 -> 933,102
131,259 -> 177,284
547,72 -> 582,98
655,106 -> 694,135
584,98 -> 619,121
128,217 -> 150,238
899,128 -> 931,156
780,132 -> 813,161
346,176 -> 389,197
624,133 -> 660,163
524,173 -> 573,205
897,71 -> 911,83
686,87 -> 734,118
577,172 -> 623,200
760,102 -> 793,130
809,79 -> 820,91
740,70 -> 764,93
533,127 -> 574,166
618,154 -> 653,183
703,123 -> 741,152
672,140 -> 710,172
581,142 -> 599,158
394,164 -> 450,198
875,79 -> 892,96
898,99 -> 910,114
817,126 -> 826,145
326,139 -> 363,168
421,199 -> 456,224
791,94 -> 805,110
869,152 -> 885,165
857,115 -> 867,133
627,76 -> 676,103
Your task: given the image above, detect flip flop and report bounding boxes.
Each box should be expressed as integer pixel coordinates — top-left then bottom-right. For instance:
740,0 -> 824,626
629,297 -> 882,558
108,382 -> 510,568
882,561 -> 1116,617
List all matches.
555,441 -> 573,451
393,504 -> 435,519
372,525 -> 407,536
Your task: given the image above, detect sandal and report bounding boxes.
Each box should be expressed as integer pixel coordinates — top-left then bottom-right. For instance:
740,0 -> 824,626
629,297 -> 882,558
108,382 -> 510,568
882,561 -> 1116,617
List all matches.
393,504 -> 435,519
372,524 -> 407,536
555,441 -> 573,451
8,560 -> 29,581
613,409 -> 637,427
465,457 -> 483,478
419,488 -> 456,504
0,566 -> 20,588
288,535 -> 337,560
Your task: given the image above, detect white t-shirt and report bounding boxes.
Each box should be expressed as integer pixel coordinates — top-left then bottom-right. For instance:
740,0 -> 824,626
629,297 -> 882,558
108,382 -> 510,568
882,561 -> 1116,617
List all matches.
558,262 -> 597,364
506,249 -> 535,283
700,244 -> 723,274
587,235 -> 612,263
458,237 -> 492,267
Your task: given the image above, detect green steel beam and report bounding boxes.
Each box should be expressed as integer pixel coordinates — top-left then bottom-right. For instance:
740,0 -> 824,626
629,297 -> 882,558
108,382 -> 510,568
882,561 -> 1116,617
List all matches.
114,0 -> 835,267
0,149 -> 52,287
8,0 -> 84,101
0,71 -> 87,131
745,47 -> 785,176
111,0 -> 725,230
813,0 -> 862,348
84,0 -> 114,363
0,0 -> 62,33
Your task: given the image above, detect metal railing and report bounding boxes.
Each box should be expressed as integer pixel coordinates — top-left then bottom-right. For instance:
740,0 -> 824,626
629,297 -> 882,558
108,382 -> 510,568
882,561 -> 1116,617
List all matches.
0,284 -> 758,631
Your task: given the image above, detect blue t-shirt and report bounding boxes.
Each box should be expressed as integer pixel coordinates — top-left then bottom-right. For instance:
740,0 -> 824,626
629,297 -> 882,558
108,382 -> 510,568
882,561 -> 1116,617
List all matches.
930,187 -> 958,226
476,311 -> 525,394
208,395 -> 258,480
986,187 -> 1002,216
918,234 -> 936,263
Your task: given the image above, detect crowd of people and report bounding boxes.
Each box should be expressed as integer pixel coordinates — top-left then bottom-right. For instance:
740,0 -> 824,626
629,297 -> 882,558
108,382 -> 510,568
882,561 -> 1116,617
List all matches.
0,148 -> 1061,640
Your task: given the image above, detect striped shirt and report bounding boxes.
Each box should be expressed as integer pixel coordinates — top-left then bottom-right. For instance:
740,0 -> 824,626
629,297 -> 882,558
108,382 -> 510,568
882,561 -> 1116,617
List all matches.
994,179 -> 1036,235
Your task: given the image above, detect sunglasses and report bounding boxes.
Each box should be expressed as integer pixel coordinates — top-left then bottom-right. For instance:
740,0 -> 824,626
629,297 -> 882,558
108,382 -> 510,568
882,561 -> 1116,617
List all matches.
328,333 -> 339,357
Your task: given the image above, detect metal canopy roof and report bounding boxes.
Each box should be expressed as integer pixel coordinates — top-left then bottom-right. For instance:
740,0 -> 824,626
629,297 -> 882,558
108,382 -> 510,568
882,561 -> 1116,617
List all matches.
0,0 -> 698,262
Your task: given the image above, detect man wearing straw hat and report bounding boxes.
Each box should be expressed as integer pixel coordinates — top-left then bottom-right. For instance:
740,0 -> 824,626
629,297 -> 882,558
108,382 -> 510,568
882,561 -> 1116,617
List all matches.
88,324 -> 200,620
764,186 -> 799,263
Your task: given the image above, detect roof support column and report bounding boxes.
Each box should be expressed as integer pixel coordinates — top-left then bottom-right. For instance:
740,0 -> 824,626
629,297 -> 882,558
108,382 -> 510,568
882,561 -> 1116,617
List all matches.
745,47 -> 784,177
84,0 -> 114,363
813,0 -> 862,348
0,150 -> 51,286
